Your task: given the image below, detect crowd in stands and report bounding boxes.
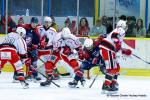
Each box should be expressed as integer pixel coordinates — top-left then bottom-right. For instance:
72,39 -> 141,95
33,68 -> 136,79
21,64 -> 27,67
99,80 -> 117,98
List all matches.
0,14 -> 150,38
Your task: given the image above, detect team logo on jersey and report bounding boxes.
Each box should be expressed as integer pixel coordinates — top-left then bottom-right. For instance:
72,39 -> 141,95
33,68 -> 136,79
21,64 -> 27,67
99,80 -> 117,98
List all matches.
0,52 -> 11,60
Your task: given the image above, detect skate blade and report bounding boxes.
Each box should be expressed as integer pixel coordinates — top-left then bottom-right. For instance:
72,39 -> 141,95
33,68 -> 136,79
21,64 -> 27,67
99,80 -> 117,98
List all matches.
20,82 -> 29,89
68,85 -> 79,88
40,85 -> 50,87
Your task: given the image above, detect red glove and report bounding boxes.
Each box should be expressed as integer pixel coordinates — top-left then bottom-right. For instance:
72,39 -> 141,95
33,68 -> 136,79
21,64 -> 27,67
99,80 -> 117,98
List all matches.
78,49 -> 84,60
32,44 -> 38,49
122,48 -> 132,56
115,41 -> 121,52
63,46 -> 72,55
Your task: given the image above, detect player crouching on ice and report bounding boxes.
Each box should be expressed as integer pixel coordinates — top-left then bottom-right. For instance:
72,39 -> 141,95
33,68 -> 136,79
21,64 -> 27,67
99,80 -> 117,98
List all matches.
99,20 -> 132,93
0,27 -> 29,89
68,38 -> 106,88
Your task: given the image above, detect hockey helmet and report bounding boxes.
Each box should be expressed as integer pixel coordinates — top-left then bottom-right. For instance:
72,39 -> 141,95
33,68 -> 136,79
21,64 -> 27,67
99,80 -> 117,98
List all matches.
16,27 -> 26,38
116,20 -> 127,30
31,17 -> 38,23
61,27 -> 72,38
44,16 -> 52,27
84,38 -> 93,49
44,16 -> 52,22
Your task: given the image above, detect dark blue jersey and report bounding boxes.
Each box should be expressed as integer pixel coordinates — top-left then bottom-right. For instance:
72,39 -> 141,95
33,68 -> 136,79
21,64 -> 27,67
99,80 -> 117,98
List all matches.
25,25 -> 40,49
83,46 -> 102,63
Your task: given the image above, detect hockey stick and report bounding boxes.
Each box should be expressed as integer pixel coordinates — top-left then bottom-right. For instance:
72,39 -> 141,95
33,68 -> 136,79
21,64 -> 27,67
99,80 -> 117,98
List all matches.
89,74 -> 98,88
38,56 -> 70,76
132,54 -> 150,65
37,70 -> 60,88
30,65 -> 60,88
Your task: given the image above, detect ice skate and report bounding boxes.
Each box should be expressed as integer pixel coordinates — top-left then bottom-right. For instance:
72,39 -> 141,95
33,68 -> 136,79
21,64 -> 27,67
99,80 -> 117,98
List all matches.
20,80 -> 29,89
40,79 -> 52,86
80,78 -> 86,87
68,80 -> 78,88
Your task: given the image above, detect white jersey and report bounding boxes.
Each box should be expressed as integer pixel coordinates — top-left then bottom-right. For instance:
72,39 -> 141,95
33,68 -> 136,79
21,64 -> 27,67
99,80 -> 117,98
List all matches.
53,31 -> 81,50
37,26 -> 56,46
2,32 -> 27,55
100,27 -> 125,51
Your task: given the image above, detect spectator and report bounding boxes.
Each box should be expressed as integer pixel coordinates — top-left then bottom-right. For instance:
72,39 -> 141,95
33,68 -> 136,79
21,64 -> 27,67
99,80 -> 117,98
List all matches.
70,20 -> 76,35
147,23 -> 150,37
118,15 -> 127,21
106,17 -> 113,34
63,17 -> 76,35
0,15 -> 16,33
0,16 -> 5,34
50,15 -> 59,32
126,16 -> 136,37
64,17 -> 71,28
16,17 -> 26,28
101,16 -> 107,27
89,18 -> 106,36
133,19 -> 146,37
78,17 -> 90,36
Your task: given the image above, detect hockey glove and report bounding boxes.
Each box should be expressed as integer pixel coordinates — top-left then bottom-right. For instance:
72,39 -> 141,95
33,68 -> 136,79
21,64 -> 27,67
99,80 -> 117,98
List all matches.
122,48 -> 132,56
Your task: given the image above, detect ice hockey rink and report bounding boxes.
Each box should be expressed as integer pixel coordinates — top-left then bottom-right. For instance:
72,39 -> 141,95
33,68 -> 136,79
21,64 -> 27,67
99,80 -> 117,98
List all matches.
0,72 -> 150,100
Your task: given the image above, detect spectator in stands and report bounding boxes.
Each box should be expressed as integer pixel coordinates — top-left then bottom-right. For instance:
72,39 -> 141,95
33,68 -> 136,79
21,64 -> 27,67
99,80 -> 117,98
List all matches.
133,19 -> 146,37
147,23 -> 150,37
64,17 -> 71,28
106,17 -> 113,34
118,15 -> 127,21
101,16 -> 107,27
63,17 -> 76,35
0,15 -> 16,33
78,17 -> 90,36
16,17 -> 26,28
70,20 -> 76,35
89,18 -> 106,36
0,16 -> 5,34
50,15 -> 59,32
126,16 -> 136,37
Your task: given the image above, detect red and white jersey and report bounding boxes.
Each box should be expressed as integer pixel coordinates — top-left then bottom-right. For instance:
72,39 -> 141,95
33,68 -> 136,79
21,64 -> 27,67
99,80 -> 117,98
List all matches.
99,27 -> 125,52
2,32 -> 27,55
37,26 -> 57,47
53,31 -> 81,50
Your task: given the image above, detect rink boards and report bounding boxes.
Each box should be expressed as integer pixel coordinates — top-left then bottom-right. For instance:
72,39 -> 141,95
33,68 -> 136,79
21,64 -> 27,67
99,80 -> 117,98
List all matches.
0,34 -> 150,77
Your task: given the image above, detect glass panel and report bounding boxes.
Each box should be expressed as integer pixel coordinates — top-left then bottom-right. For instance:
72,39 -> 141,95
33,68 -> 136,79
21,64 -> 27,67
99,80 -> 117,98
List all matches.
8,0 -> 41,16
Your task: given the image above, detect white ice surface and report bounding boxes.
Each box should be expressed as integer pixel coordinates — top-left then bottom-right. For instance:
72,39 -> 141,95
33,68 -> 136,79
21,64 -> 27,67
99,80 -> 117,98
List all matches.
0,72 -> 150,100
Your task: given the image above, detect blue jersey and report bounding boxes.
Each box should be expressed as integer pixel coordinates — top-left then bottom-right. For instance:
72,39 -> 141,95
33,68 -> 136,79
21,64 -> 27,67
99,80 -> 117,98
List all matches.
25,26 -> 40,49
83,46 -> 102,64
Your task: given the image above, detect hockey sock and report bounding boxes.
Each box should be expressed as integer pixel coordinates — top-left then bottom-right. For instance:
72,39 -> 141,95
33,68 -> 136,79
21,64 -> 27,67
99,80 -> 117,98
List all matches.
104,74 -> 113,86
74,75 -> 82,82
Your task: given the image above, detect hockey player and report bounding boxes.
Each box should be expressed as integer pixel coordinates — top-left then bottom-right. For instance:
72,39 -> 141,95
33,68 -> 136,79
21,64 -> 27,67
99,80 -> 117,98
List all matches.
0,27 -> 29,89
68,38 -> 106,88
99,20 -> 132,93
24,17 -> 41,81
37,16 -> 60,80
39,27 -> 83,86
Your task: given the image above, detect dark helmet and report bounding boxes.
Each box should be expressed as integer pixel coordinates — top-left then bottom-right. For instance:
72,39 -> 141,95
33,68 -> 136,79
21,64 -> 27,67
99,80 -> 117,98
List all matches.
31,17 -> 38,23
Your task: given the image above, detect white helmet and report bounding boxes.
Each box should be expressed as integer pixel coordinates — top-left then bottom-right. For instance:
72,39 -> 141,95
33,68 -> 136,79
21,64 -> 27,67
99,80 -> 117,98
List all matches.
61,27 -> 75,39
16,27 -> 26,38
84,38 -> 93,48
116,20 -> 127,30
44,16 -> 52,27
44,16 -> 52,22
